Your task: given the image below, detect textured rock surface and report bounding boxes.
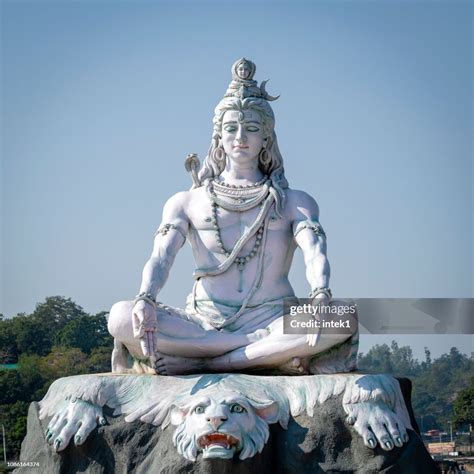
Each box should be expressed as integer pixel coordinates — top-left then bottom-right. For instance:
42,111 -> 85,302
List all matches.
16,377 -> 438,474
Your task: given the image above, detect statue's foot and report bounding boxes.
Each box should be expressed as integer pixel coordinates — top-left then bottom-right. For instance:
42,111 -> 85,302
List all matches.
246,328 -> 270,344
277,357 -> 310,375
154,353 -> 205,376
111,339 -> 134,374
112,359 -> 136,374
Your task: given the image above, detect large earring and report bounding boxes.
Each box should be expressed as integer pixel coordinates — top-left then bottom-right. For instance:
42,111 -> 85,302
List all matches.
259,147 -> 271,168
212,145 -> 226,163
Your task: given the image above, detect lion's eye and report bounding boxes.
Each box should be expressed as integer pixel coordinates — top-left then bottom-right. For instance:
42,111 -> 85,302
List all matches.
194,406 -> 205,414
230,404 -> 245,413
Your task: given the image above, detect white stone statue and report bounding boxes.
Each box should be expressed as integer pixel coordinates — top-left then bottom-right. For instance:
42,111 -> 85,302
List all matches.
31,60 -> 423,467
107,58 -> 359,376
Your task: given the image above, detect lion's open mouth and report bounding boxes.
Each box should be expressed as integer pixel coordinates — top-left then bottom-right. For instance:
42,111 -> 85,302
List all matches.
198,432 -> 239,451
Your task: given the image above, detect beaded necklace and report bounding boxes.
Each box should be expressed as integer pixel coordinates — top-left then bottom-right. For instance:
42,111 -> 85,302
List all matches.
207,177 -> 269,292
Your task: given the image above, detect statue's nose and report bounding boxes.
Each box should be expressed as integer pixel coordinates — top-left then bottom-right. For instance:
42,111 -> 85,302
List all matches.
235,128 -> 247,143
206,415 -> 228,429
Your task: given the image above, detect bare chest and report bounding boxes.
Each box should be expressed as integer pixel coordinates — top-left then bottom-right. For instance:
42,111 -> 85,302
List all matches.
187,193 -> 288,235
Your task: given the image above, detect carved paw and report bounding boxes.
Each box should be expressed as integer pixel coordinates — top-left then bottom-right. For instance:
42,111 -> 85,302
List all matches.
44,398 -> 105,452
344,401 -> 409,451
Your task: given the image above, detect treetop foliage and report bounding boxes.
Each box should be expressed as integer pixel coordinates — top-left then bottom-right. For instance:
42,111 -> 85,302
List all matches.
0,296 -> 112,360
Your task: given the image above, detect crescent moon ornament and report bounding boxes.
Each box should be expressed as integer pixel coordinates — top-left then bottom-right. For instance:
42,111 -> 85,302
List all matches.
260,80 -> 280,101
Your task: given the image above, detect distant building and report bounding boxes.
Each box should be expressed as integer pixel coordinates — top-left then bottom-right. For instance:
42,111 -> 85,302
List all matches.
427,442 -> 456,456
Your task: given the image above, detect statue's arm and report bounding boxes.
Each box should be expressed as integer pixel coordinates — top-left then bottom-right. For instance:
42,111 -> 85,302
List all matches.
139,191 -> 189,298
290,190 -> 330,295
132,192 -> 189,357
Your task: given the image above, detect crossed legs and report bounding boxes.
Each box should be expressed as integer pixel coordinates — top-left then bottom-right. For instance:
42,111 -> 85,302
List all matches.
108,300 -> 268,371
108,300 -> 357,375
155,313 -> 357,375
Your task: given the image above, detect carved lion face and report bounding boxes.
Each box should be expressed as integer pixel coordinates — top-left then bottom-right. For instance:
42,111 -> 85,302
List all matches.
170,391 -> 279,461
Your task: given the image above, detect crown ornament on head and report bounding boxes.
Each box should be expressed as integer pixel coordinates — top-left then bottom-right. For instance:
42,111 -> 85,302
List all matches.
224,58 -> 279,101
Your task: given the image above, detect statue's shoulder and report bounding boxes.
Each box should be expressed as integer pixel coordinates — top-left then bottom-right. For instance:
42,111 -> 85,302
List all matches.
162,190 -> 194,220
164,190 -> 190,208
164,187 -> 207,215
285,188 -> 320,215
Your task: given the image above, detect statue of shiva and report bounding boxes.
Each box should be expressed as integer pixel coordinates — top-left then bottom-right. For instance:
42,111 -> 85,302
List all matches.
36,60 -> 419,465
107,58 -> 359,376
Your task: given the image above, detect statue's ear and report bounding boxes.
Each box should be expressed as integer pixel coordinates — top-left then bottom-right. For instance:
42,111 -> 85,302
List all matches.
170,405 -> 189,426
252,400 -> 279,424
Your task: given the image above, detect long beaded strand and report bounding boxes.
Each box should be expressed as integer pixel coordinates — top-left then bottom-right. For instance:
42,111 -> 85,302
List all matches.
211,200 -> 265,292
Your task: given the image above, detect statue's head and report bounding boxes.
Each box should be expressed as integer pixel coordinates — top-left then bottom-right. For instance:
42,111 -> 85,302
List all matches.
212,96 -> 275,172
197,58 -> 288,212
170,391 -> 279,461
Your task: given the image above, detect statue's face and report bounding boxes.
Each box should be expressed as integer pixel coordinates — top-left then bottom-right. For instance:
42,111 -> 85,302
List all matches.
221,109 -> 265,164
237,62 -> 251,79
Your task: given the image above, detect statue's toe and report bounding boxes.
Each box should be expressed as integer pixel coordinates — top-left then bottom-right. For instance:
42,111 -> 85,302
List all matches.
154,354 -> 168,375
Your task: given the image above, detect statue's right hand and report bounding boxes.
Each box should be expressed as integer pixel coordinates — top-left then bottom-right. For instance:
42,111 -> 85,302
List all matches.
132,300 -> 157,358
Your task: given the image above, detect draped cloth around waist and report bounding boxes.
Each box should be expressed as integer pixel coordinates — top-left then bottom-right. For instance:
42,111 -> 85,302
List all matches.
184,294 -> 299,332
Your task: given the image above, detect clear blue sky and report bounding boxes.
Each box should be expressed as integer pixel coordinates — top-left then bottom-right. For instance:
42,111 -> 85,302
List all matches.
1,0 -> 472,359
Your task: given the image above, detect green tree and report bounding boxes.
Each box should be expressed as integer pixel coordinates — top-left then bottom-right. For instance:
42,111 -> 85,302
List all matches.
32,296 -> 87,329
18,354 -> 47,400
10,297 -> 87,357
0,371 -> 23,405
420,347 -> 432,371
0,317 -> 19,362
358,344 -> 394,373
38,346 -> 88,382
87,346 -> 112,373
0,401 -> 29,461
56,312 -> 112,354
13,314 -> 51,356
453,378 -> 474,428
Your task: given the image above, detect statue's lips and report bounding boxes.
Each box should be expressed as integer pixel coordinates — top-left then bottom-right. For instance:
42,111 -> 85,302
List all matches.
198,432 -> 239,450
233,145 -> 249,149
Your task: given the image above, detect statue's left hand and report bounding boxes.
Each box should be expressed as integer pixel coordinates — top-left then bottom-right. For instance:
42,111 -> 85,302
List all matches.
45,398 -> 105,452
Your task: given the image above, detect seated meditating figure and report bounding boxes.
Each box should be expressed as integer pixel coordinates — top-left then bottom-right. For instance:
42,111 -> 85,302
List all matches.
108,58 -> 358,376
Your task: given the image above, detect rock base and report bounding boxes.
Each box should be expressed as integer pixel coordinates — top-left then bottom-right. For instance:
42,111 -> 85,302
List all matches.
16,375 -> 439,473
